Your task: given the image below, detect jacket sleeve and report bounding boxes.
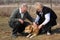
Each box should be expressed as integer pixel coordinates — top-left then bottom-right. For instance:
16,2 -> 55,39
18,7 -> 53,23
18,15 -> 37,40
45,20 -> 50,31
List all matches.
35,15 -> 40,24
26,12 -> 35,22
42,13 -> 50,25
10,9 -> 19,22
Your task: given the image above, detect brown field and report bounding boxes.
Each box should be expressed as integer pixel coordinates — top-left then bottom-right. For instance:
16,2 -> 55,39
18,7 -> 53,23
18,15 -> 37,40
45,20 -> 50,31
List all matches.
0,4 -> 60,40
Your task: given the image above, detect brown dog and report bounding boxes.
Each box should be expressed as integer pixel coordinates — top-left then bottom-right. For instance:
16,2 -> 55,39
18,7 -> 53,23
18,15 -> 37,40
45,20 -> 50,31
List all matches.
24,25 -> 39,38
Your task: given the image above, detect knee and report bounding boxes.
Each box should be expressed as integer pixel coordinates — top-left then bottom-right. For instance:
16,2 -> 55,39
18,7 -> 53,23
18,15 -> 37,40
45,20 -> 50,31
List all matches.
9,21 -> 14,28
9,21 -> 19,28
15,22 -> 22,26
9,20 -> 22,28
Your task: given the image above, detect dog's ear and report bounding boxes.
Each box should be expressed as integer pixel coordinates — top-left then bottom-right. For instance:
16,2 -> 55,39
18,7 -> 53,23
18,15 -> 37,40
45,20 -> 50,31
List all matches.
31,25 -> 35,28
25,25 -> 31,30
28,25 -> 32,30
25,26 -> 29,29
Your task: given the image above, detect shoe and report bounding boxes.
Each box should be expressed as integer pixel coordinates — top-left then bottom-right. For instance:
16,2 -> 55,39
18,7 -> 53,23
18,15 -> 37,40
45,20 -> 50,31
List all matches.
47,31 -> 51,35
12,34 -> 18,38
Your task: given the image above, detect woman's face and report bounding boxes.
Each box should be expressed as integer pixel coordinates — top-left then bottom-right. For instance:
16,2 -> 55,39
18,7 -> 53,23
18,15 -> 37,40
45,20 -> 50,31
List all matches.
35,5 -> 42,12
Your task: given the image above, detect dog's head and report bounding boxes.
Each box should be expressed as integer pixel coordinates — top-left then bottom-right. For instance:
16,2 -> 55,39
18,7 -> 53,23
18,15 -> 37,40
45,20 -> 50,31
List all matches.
24,25 -> 33,33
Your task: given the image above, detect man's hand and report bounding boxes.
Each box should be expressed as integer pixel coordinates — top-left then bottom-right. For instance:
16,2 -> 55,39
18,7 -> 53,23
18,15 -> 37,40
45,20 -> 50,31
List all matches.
18,19 -> 24,24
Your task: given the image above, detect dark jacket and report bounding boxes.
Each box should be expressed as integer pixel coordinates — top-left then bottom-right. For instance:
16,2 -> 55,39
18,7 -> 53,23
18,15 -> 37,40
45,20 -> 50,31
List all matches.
9,8 -> 34,23
36,6 -> 57,26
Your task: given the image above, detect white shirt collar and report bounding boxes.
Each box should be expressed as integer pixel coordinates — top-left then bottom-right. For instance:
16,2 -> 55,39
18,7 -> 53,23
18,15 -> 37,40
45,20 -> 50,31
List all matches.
19,8 -> 22,14
19,8 -> 24,18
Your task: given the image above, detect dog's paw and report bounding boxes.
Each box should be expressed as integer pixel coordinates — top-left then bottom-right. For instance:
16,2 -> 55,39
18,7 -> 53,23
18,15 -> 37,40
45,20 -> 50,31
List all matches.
26,35 -> 30,38
29,34 -> 36,38
26,34 -> 31,38
30,36 -> 34,38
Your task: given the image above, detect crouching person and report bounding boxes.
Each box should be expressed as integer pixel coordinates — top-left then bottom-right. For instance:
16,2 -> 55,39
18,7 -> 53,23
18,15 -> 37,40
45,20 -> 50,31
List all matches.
33,2 -> 57,35
9,3 -> 34,38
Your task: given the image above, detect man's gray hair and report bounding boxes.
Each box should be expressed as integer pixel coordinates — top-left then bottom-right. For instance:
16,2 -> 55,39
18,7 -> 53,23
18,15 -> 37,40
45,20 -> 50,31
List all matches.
20,3 -> 28,8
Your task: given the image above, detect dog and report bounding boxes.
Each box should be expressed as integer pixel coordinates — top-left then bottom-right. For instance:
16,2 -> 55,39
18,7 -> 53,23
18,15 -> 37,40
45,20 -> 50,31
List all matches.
24,25 -> 39,38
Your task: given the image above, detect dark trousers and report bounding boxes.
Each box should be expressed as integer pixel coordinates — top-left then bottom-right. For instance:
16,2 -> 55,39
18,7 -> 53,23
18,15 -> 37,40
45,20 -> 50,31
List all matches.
39,24 -> 52,33
9,21 -> 30,34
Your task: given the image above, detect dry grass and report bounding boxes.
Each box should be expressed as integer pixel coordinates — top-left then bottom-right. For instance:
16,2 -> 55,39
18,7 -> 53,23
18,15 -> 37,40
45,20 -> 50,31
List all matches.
0,4 -> 60,40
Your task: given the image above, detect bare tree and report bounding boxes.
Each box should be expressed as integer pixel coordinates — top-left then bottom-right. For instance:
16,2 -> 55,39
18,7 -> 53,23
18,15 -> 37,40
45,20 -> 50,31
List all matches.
50,0 -> 52,8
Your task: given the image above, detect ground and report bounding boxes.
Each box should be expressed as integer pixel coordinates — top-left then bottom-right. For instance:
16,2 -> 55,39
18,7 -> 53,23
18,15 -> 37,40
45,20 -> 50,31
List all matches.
0,4 -> 60,40
0,16 -> 60,40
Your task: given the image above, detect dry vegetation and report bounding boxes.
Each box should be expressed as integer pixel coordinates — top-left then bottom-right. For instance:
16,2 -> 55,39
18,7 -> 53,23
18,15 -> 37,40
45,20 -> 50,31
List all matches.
0,4 -> 60,40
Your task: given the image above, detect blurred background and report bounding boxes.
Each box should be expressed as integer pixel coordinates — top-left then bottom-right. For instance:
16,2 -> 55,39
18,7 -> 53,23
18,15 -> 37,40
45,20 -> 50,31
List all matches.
0,0 -> 60,40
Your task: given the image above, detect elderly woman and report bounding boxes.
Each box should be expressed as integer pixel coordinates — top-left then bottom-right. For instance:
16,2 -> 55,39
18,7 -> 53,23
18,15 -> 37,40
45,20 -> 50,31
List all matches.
9,3 -> 34,37
33,2 -> 57,35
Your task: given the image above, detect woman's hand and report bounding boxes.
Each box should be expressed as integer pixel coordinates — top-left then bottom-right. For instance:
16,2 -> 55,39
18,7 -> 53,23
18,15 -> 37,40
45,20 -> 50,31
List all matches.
38,24 -> 43,29
33,22 -> 38,27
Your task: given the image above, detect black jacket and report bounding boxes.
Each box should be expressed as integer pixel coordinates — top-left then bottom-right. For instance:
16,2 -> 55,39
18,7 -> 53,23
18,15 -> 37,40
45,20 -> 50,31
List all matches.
36,6 -> 57,26
9,8 -> 34,23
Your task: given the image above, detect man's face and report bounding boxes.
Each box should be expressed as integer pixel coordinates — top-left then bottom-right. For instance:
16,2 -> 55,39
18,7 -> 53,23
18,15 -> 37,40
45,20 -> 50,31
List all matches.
21,7 -> 27,13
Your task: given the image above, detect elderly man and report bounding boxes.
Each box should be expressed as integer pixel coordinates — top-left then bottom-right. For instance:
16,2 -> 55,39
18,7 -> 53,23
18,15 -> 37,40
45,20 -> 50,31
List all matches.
9,3 -> 34,37
33,2 -> 57,35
